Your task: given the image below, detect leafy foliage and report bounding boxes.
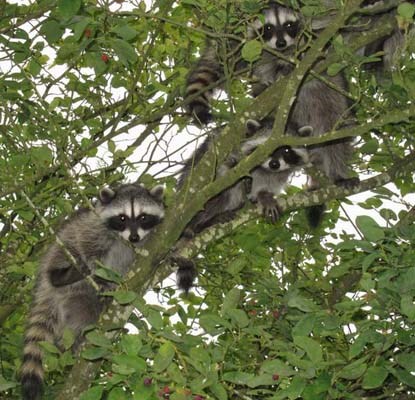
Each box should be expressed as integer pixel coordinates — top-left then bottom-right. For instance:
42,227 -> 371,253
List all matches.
0,0 -> 415,399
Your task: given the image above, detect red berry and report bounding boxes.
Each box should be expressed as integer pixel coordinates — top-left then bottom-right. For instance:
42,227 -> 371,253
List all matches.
163,386 -> 170,394
101,53 -> 109,63
272,310 -> 280,319
248,310 -> 257,316
272,373 -> 279,381
194,396 -> 204,400
84,28 -> 92,38
144,377 -> 152,386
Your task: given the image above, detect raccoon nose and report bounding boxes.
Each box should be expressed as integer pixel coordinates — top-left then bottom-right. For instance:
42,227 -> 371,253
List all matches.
269,160 -> 280,170
129,233 -> 140,243
276,39 -> 287,50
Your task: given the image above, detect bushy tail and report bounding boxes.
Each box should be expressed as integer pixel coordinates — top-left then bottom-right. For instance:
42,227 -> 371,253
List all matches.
185,45 -> 221,125
21,301 -> 57,400
306,204 -> 326,228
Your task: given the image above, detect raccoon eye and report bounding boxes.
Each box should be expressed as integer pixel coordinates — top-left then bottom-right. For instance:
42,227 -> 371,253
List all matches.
137,214 -> 160,230
284,21 -> 298,36
262,24 -> 274,41
138,214 -> 148,222
119,214 -> 127,222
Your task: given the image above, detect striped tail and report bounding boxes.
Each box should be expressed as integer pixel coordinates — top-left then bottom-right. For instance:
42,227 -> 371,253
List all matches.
185,44 -> 222,125
21,301 -> 57,400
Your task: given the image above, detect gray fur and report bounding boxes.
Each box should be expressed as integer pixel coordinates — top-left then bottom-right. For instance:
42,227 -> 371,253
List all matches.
242,121 -> 311,222
21,183 -> 164,400
185,3 -> 357,203
177,127 -> 246,236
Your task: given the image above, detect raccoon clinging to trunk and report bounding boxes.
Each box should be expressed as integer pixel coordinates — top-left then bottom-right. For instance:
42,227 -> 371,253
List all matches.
20,183 -> 164,400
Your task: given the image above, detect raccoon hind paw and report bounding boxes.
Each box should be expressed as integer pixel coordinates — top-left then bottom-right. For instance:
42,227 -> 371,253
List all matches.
306,204 -> 327,228
335,177 -> 360,190
172,256 -> 197,293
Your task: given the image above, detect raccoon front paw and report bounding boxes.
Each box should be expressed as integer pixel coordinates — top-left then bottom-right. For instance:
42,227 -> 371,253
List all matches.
257,191 -> 281,223
262,201 -> 281,223
181,227 -> 195,239
335,177 -> 360,190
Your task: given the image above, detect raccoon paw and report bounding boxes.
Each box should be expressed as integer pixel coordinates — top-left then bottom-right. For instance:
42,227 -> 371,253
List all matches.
262,202 -> 281,223
181,227 -> 195,239
335,177 -> 360,190
306,204 -> 327,229
257,192 -> 281,223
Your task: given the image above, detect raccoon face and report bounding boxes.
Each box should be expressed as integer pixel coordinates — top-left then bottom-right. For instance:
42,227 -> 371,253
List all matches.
98,184 -> 164,244
262,146 -> 309,172
250,3 -> 300,51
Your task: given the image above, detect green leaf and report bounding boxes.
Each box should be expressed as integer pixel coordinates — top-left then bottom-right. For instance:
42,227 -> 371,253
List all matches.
81,347 -> 109,361
94,266 -> 122,284
292,314 -> 316,337
109,39 -> 138,65
327,62 -> 345,76
199,314 -> 231,334
400,294 -> 415,321
337,359 -> 367,380
0,376 -> 17,392
112,354 -> 146,374
58,0 -> 81,19
222,288 -> 240,313
223,371 -> 254,385
228,309 -> 249,328
395,353 -> 415,372
62,328 -> 76,350
273,376 -> 306,400
209,383 -> 227,400
132,381 -> 155,400
31,146 -> 53,166
260,359 -> 295,376
112,290 -> 137,305
120,334 -> 142,355
79,386 -> 104,400
362,366 -> 389,389
356,216 -> 385,242
108,387 -> 129,400
293,336 -> 322,364
112,24 -> 138,41
40,20 -> 64,44
85,331 -> 112,348
241,40 -> 262,62
287,291 -> 318,312
39,341 -> 61,354
153,342 -> 175,372
147,309 -> 163,330
398,3 -> 415,20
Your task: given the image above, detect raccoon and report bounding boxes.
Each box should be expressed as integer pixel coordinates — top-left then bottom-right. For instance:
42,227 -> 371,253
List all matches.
176,121 -> 310,292
185,2 -> 301,124
185,2 -> 359,226
243,119 -> 311,222
20,183 -> 164,400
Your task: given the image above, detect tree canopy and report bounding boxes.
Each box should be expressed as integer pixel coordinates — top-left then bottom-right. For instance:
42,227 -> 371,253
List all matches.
1,0 -> 415,399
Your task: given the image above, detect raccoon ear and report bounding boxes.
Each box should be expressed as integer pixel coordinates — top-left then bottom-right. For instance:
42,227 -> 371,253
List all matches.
298,125 -> 313,137
246,119 -> 262,137
99,187 -> 116,204
150,185 -> 164,201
